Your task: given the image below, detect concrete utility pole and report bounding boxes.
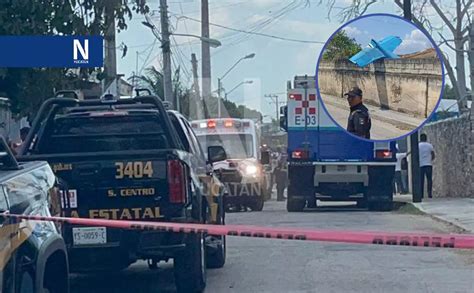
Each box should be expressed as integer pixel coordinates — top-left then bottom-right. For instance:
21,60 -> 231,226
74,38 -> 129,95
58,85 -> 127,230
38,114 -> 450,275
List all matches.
403,0 -> 422,203
217,78 -> 223,117
265,94 -> 282,122
160,0 -> 174,109
103,0 -> 117,94
201,0 -> 212,101
191,53 -> 203,119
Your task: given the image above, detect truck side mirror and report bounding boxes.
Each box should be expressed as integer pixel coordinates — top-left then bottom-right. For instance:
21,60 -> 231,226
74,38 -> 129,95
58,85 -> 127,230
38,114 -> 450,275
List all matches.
208,146 -> 227,163
260,151 -> 270,165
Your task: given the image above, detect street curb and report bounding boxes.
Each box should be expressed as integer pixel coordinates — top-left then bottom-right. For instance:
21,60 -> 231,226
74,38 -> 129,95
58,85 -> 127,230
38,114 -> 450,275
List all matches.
400,201 -> 470,234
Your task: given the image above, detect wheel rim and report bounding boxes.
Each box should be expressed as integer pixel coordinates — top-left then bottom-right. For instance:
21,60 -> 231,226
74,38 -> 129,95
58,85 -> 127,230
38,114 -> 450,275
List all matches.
222,236 -> 226,258
200,235 -> 206,280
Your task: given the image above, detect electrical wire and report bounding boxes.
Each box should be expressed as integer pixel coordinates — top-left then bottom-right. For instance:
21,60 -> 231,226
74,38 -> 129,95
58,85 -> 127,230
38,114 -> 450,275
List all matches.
170,13 -> 325,44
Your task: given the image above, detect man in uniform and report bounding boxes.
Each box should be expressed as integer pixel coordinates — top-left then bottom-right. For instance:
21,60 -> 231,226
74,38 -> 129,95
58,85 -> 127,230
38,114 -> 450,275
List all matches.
345,87 -> 371,139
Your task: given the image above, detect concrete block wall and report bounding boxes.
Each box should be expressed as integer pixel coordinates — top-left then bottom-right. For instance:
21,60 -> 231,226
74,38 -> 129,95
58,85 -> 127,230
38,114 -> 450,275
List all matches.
318,59 -> 442,118
422,115 -> 473,197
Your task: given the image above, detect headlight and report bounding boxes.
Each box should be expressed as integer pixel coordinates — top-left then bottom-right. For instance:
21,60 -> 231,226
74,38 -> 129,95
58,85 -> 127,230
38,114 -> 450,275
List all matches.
245,165 -> 258,175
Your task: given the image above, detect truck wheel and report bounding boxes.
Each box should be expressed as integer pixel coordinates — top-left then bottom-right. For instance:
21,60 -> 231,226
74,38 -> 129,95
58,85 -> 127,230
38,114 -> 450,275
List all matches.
368,201 -> 378,211
287,198 -> 305,212
42,251 -> 69,293
206,201 -> 226,269
367,192 -> 393,211
356,198 -> 368,208
174,233 -> 206,293
206,236 -> 226,269
377,200 -> 393,211
367,166 -> 394,212
249,197 -> 264,211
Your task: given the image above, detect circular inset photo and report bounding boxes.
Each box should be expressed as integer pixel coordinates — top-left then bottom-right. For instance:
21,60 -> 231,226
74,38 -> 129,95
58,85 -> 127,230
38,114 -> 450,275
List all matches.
316,13 -> 444,141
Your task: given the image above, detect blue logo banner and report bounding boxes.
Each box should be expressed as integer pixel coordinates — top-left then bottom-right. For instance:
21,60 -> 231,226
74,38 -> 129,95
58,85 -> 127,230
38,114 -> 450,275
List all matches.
0,36 -> 103,67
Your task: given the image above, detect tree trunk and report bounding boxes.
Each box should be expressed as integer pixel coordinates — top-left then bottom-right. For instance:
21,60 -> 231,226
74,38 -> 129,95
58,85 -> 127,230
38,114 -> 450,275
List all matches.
454,36 -> 468,111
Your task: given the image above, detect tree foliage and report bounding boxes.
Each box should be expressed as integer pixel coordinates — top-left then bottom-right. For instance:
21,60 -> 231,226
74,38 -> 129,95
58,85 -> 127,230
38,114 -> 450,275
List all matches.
0,0 -> 149,115
322,30 -> 361,61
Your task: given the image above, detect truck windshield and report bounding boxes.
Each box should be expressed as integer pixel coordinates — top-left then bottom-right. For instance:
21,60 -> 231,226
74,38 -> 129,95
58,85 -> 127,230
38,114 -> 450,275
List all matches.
36,113 -> 170,153
197,134 -> 254,159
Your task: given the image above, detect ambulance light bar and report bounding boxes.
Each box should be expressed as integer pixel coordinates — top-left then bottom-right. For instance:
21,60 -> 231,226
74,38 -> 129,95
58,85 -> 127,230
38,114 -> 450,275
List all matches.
192,119 -> 250,129
207,120 -> 216,128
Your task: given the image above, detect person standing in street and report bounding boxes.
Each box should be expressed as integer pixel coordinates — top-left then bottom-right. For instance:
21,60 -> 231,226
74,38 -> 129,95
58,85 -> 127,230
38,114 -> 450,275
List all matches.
345,86 -> 371,139
419,133 -> 435,198
394,145 -> 409,195
275,160 -> 287,201
400,154 -> 409,194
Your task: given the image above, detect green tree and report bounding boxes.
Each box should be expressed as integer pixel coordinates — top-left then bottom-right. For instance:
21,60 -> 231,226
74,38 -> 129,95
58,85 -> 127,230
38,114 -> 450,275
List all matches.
0,0 -> 149,115
132,66 -> 165,100
443,84 -> 456,100
322,30 -> 361,61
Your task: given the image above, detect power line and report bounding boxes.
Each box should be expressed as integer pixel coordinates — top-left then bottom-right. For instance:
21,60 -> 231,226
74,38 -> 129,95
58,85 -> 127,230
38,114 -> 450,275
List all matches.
138,39 -> 158,75
171,13 -> 325,44
170,36 -> 192,83
225,0 -> 302,45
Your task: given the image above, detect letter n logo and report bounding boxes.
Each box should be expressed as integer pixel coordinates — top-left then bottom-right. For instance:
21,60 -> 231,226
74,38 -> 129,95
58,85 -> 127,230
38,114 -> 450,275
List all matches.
73,39 -> 89,61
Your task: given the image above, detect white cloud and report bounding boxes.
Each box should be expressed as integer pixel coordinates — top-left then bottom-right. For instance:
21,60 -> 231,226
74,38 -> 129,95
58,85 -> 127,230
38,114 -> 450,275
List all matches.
344,26 -> 362,37
396,29 -> 431,54
252,0 -> 282,8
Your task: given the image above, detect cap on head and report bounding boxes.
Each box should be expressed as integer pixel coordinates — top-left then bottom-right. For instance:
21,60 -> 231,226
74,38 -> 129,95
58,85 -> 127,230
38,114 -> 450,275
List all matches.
344,86 -> 363,98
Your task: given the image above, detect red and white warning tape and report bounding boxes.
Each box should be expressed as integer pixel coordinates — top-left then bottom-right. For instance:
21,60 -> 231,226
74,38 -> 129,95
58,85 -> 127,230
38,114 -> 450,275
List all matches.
3,213 -> 474,249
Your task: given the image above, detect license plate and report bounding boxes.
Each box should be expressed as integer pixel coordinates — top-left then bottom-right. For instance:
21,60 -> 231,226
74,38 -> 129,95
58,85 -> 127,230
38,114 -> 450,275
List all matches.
72,227 -> 107,245
337,165 -> 346,171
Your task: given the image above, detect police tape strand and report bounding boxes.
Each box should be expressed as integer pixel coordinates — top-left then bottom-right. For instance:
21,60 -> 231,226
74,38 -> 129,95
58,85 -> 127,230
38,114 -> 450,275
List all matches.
2,213 -> 474,249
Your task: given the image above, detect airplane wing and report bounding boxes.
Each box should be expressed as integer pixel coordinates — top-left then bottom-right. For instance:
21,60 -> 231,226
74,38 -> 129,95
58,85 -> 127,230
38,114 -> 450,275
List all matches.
349,35 -> 402,67
349,47 -> 385,67
378,36 -> 402,53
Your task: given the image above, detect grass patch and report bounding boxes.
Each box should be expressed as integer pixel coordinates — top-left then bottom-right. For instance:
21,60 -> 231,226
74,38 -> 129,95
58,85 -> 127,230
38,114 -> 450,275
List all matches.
393,201 -> 424,215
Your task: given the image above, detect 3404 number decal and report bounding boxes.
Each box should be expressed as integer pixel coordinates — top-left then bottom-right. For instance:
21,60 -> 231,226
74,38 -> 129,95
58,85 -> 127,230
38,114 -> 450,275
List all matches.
115,161 -> 153,179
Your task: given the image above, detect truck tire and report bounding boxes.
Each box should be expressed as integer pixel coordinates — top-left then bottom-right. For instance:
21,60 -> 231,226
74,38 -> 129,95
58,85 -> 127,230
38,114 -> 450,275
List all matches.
367,186 -> 393,211
367,166 -> 394,212
174,233 -> 206,293
356,197 -> 368,208
249,197 -> 264,211
286,198 -> 305,212
287,165 -> 314,212
206,236 -> 226,269
42,251 -> 69,293
206,201 -> 226,269
376,200 -> 393,211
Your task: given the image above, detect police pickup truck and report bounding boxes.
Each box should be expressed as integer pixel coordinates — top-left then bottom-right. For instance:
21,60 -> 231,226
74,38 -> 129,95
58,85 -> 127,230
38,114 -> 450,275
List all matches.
18,94 -> 227,293
0,136 -> 69,293
281,76 -> 396,212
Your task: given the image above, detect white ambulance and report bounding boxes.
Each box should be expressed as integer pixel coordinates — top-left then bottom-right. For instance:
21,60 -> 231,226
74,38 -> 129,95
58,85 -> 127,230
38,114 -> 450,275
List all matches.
191,118 -> 271,211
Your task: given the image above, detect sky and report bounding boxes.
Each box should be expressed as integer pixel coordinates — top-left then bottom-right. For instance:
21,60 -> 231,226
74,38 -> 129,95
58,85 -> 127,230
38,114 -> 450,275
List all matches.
115,0 -> 459,121
343,15 -> 433,55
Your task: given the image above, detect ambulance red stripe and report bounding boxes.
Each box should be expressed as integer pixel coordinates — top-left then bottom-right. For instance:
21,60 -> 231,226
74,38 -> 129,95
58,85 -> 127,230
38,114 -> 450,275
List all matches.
3,213 -> 473,249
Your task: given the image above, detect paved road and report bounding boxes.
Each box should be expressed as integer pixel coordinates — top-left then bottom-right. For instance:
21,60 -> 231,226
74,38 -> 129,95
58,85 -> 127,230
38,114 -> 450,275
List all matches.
320,95 -> 425,140
71,199 -> 473,293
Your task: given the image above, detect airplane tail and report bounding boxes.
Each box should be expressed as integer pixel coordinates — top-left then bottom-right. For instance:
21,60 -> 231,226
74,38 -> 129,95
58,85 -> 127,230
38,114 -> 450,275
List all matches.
370,39 -> 399,59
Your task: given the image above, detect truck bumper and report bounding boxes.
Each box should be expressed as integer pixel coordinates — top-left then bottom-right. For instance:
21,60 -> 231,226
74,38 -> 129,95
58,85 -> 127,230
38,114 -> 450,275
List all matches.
65,216 -> 195,272
288,162 -> 395,201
